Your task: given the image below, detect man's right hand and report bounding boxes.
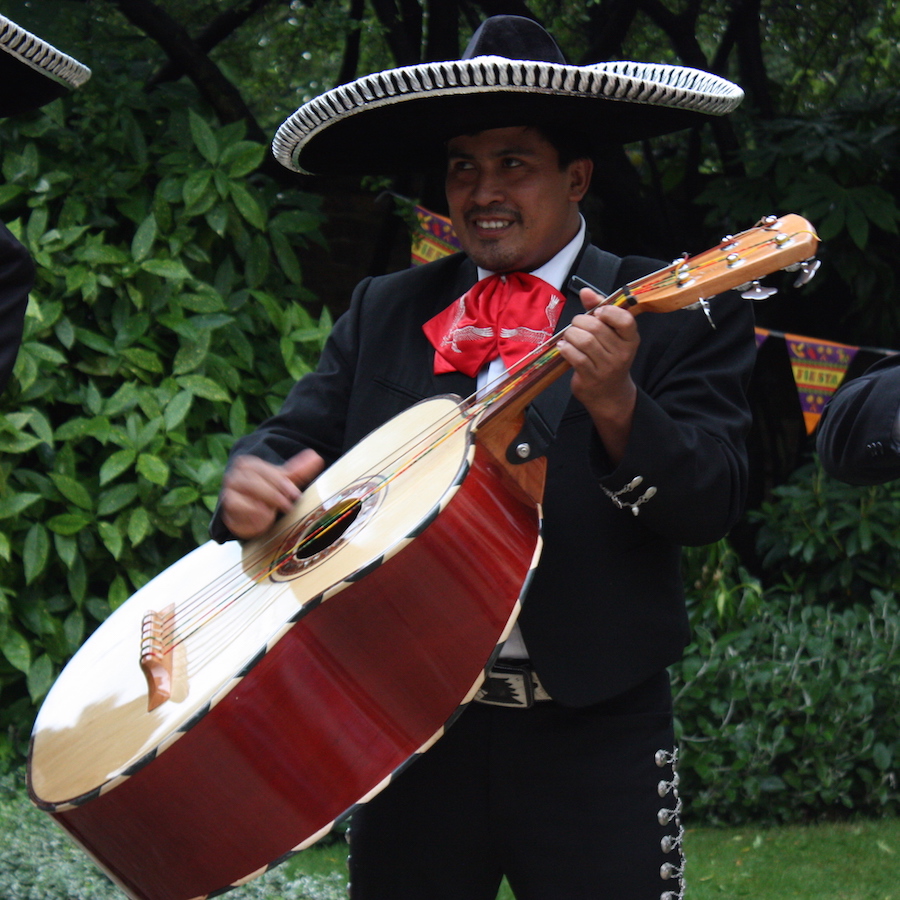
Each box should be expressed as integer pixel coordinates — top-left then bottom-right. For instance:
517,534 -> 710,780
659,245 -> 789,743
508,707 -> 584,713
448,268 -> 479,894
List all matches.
219,449 -> 326,540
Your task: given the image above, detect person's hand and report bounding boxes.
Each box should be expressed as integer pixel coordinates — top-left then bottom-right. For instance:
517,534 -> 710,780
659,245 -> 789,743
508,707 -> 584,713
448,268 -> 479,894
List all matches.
220,449 -> 326,540
557,288 -> 640,463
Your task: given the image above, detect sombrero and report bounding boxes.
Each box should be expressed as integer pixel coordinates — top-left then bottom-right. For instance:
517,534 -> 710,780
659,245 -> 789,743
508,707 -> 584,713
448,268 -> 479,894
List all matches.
0,14 -> 91,116
273,15 -> 743,176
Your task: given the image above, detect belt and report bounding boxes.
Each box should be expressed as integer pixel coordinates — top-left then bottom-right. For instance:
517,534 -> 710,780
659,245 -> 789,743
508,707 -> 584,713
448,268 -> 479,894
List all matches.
474,661 -> 552,708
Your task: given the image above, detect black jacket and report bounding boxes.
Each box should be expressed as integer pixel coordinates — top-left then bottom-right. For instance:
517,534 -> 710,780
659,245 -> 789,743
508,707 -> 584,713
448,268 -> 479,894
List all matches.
212,241 -> 755,706
817,355 -> 900,485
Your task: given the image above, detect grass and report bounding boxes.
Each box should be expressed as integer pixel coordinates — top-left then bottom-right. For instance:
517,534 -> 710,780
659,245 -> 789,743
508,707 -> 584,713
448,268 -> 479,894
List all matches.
2,769 -> 898,899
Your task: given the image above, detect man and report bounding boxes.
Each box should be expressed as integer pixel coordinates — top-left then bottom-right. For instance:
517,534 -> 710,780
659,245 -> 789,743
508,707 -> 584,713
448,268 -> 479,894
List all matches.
213,16 -> 754,899
817,356 -> 900,484
0,14 -> 91,392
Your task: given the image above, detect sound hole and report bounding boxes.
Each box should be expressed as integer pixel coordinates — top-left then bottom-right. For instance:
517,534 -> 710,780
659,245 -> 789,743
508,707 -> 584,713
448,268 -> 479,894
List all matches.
269,479 -> 383,582
294,498 -> 361,559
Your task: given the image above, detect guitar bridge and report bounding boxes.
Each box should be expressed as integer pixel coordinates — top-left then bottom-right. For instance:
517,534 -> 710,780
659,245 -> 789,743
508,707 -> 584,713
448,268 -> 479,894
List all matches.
140,605 -> 174,711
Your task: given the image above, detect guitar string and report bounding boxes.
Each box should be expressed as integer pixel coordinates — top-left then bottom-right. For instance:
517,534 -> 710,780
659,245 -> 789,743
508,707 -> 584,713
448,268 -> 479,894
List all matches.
146,224 -> 815,662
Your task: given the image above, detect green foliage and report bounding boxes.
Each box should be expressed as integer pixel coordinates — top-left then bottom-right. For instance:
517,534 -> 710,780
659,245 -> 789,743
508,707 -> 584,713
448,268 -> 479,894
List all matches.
674,460 -> 900,824
751,460 -> 900,603
672,590 -> 900,825
697,102 -> 900,338
0,77 -> 330,765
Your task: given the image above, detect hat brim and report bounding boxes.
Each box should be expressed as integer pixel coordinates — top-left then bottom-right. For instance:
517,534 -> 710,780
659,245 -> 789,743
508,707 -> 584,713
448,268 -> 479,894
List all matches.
0,15 -> 91,116
274,57 -> 743,176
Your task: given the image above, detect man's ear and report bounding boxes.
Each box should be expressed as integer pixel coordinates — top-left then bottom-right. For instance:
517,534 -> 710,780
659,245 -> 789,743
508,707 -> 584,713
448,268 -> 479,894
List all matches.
568,157 -> 593,202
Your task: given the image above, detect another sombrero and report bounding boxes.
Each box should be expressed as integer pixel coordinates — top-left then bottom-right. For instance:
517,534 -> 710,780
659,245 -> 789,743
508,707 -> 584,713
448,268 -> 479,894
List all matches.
0,14 -> 91,116
273,15 -> 743,176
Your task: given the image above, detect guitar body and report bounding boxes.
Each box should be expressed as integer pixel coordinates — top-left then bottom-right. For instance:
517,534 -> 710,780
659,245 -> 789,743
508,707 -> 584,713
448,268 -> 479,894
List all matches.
27,396 -> 543,900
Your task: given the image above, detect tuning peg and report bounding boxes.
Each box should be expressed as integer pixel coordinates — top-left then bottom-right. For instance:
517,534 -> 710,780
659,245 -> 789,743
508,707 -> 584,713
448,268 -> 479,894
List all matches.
740,281 -> 778,300
791,258 -> 821,287
684,298 -> 716,329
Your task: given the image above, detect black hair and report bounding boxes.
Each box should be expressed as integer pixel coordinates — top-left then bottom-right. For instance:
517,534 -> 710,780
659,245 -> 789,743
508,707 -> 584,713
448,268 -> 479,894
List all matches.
532,124 -> 593,169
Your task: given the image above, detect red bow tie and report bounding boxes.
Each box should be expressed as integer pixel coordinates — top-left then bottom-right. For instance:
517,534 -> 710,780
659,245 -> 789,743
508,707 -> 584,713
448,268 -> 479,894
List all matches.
422,272 -> 565,378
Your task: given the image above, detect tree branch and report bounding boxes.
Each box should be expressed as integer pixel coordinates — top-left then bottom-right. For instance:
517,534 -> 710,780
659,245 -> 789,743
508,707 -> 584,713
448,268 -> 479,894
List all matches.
147,0 -> 277,88
109,0 -> 268,143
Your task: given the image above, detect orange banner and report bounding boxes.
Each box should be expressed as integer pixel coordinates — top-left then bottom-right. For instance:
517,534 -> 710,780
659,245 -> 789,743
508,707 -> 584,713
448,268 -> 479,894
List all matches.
785,334 -> 858,434
411,206 -> 460,265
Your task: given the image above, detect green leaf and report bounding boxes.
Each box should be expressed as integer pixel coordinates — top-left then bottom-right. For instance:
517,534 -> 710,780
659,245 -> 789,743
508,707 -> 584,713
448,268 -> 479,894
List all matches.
104,382 -> 141,417
128,506 -> 151,546
23,523 -> 50,584
121,347 -> 164,373
27,654 -> 54,703
100,448 -> 137,485
50,474 -> 93,510
98,520 -> 124,559
230,182 -> 266,230
55,416 -> 111,442
137,453 -> 170,486
109,575 -> 130,611
0,492 -> 41,519
47,512 -> 93,535
131,213 -> 158,262
176,374 -> 230,402
97,483 -> 139,516
160,486 -> 200,508
1,627 -> 31,673
183,170 -> 213,209
221,141 -> 265,177
164,390 -> 193,430
54,533 -> 78,569
229,396 -> 247,436
271,229 -> 303,285
64,609 -> 85,653
189,109 -> 219,164
142,258 -> 194,281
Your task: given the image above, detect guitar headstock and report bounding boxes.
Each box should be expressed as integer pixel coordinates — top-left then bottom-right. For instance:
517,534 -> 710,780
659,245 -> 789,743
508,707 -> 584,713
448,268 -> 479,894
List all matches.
610,214 -> 820,314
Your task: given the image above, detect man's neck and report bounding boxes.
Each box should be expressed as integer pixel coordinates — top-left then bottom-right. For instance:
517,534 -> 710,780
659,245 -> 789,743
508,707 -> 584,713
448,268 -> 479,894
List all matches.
476,216 -> 586,291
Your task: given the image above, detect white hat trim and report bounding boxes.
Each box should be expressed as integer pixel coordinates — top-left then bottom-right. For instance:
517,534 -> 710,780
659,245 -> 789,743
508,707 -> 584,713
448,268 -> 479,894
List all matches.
274,56 -> 742,174
0,15 -> 91,90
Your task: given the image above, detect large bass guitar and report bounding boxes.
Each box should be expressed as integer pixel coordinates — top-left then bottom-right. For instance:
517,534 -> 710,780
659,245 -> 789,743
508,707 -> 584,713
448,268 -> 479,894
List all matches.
27,215 -> 818,900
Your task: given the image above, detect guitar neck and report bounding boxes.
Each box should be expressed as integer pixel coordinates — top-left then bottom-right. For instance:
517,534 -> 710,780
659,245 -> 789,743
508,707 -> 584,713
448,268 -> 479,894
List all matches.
469,212 -> 820,433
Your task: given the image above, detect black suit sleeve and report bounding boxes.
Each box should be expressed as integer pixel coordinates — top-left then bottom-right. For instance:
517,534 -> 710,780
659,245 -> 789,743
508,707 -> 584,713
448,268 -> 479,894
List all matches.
816,355 -> 900,484
0,222 -> 32,394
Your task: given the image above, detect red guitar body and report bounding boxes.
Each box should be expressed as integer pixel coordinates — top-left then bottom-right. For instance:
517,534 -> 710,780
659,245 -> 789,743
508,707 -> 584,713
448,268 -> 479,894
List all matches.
29,397 -> 542,900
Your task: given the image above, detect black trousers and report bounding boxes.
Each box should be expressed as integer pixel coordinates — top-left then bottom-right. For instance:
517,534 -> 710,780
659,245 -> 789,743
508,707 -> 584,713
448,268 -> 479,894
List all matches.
348,670 -> 682,900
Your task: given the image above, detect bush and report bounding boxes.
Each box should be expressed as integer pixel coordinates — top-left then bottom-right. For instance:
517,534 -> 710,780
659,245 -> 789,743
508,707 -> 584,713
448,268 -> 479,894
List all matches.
673,589 -> 900,824
0,77 -> 330,765
752,460 -> 900,604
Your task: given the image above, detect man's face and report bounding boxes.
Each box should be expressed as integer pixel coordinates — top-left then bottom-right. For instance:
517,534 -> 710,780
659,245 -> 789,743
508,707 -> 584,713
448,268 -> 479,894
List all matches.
445,126 -> 592,273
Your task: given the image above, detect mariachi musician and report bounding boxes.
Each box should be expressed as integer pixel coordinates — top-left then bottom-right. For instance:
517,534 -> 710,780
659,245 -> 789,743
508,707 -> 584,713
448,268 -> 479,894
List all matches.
0,14 -> 90,393
213,15 -> 754,900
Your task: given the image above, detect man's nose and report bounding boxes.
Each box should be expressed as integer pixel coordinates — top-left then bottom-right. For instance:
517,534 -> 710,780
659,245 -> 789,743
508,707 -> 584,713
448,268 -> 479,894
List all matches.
470,170 -> 505,205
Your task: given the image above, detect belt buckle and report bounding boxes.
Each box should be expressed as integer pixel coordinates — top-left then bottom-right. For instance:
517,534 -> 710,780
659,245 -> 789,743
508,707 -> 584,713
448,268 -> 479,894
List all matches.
475,663 -> 535,708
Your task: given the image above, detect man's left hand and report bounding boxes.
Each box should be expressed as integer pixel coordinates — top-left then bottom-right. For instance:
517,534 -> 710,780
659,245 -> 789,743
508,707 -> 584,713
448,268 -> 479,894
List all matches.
556,288 -> 640,464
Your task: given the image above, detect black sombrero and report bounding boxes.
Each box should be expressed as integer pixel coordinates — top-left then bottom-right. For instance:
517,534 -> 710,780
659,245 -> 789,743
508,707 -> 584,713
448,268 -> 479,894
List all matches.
0,14 -> 91,116
273,15 -> 743,176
